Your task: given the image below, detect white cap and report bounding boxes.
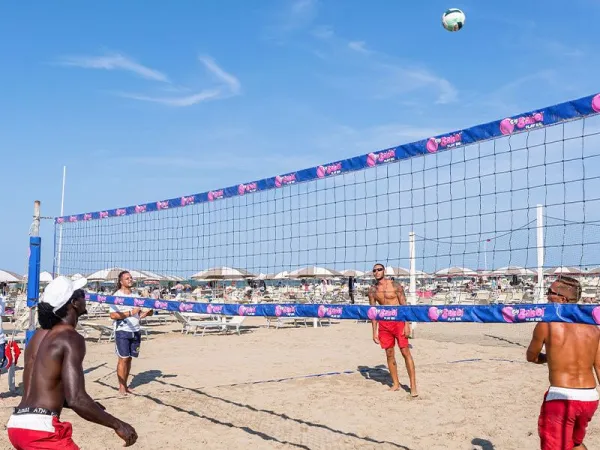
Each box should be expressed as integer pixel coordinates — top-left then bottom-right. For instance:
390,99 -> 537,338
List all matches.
42,276 -> 88,312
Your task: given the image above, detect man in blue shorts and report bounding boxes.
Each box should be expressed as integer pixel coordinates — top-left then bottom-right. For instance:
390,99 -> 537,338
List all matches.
109,271 -> 153,396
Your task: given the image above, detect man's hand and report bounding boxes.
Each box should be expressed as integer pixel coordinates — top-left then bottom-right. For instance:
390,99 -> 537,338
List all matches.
131,307 -> 142,317
373,333 -> 380,345
404,323 -> 411,338
115,421 -> 138,447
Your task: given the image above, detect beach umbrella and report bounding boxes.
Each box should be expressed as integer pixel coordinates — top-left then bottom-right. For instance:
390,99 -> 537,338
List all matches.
434,267 -> 478,277
288,266 -> 342,278
272,271 -> 289,280
340,269 -> 365,277
86,267 -> 150,282
543,267 -> 582,276
490,266 -> 536,277
190,266 -> 255,280
39,271 -> 54,283
0,270 -> 22,283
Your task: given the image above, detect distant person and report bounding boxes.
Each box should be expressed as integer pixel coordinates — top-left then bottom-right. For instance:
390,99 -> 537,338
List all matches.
110,271 -> 153,396
348,276 -> 355,304
368,263 -> 417,396
527,276 -> 600,449
6,276 -> 137,448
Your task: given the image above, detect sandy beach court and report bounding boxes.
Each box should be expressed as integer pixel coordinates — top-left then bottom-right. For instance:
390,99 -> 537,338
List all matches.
2,318 -> 599,449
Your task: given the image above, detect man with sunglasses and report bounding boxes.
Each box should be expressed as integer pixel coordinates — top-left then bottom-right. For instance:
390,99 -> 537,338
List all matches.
527,276 -> 600,450
368,263 -> 418,396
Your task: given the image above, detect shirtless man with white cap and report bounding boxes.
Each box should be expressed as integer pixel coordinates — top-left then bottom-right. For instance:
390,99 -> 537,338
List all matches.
6,276 -> 137,449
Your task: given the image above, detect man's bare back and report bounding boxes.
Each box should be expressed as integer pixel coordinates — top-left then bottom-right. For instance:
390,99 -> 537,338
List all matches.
527,277 -> 600,450
529,322 -> 600,389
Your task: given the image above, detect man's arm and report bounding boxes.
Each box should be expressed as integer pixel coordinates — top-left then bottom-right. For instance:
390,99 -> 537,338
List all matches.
140,309 -> 154,319
368,288 -> 379,343
61,333 -> 121,429
109,306 -> 140,321
526,323 -> 548,364
394,282 -> 407,305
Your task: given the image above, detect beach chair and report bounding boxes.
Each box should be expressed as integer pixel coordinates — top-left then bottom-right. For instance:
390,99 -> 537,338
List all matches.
223,316 -> 246,335
173,311 -> 224,336
79,321 -> 115,342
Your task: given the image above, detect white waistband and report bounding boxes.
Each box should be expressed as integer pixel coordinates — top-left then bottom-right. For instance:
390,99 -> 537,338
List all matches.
6,414 -> 55,433
546,386 -> 600,402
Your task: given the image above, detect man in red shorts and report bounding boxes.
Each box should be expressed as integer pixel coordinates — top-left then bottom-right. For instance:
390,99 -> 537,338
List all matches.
368,263 -> 418,396
527,276 -> 600,450
6,276 -> 137,449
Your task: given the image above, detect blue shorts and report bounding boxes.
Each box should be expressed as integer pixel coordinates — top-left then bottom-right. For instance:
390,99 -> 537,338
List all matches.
115,331 -> 141,359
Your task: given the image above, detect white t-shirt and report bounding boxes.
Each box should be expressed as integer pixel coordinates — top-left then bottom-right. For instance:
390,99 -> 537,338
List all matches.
110,290 -> 140,333
0,296 -> 5,344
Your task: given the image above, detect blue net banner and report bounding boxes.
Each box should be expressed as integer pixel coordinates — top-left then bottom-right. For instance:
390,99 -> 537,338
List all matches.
86,293 -> 600,325
57,93 -> 600,224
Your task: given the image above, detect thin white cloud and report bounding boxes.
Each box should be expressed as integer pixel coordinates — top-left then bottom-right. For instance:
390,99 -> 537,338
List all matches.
308,27 -> 458,105
117,56 -> 241,107
59,53 -> 169,82
348,41 -> 368,54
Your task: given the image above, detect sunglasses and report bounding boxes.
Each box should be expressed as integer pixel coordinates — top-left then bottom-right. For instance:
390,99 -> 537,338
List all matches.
372,268 -> 384,273
547,288 -> 567,299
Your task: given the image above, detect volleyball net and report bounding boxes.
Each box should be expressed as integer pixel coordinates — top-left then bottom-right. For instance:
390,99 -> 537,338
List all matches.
46,92 -> 600,323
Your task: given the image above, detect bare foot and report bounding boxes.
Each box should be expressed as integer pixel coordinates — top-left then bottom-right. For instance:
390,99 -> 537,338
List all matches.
389,384 -> 400,392
126,387 -> 135,394
410,390 -> 419,398
118,389 -> 128,397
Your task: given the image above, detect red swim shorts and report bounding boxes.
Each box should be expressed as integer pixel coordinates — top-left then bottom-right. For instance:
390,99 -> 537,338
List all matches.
7,408 -> 79,450
378,321 -> 409,350
538,386 -> 599,450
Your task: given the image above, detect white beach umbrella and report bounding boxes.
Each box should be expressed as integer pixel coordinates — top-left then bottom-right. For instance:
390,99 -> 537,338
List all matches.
435,267 -> 478,277
39,271 -> 54,283
0,269 -> 23,283
543,267 -> 582,276
86,267 -> 150,282
288,266 -> 342,278
190,266 -> 255,280
490,266 -> 536,277
340,269 -> 365,277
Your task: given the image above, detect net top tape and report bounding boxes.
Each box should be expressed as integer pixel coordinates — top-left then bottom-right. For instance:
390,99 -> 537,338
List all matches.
83,293 -> 600,325
56,93 -> 600,224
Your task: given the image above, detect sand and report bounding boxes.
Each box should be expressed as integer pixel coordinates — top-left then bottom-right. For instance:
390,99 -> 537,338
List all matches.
1,317 -> 599,449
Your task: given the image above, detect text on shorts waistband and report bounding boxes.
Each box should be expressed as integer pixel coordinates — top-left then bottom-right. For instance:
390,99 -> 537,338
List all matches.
546,386 -> 600,402
13,407 -> 58,417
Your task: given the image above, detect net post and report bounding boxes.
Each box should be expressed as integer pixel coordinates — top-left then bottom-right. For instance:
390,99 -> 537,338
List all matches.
408,231 -> 417,336
536,204 -> 545,303
26,201 -> 41,343
55,166 -> 66,276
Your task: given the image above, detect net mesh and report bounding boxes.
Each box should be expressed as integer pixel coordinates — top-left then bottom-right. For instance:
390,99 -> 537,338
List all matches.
54,103 -> 600,306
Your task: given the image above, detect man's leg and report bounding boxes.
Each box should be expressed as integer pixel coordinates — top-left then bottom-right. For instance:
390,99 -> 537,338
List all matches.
117,357 -> 132,395
384,348 -> 400,391
399,347 -> 418,397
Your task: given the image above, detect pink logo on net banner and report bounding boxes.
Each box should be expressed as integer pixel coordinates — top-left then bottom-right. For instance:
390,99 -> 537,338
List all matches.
97,295 -> 107,304
366,148 -> 396,167
83,213 -> 92,221
275,174 -> 297,187
154,301 -> 168,310
238,305 -> 256,316
592,94 -> 600,113
367,307 -> 398,321
500,112 -> 544,136
116,208 -> 126,216
238,182 -> 258,195
592,306 -> 600,324
428,307 -> 464,322
207,304 -> 223,314
134,205 -> 147,214
134,298 -> 145,307
114,297 -> 125,305
501,306 -> 545,323
317,305 -> 343,318
100,211 -> 109,219
317,162 -> 342,178
56,217 -> 65,224
426,132 -> 463,154
181,196 -> 195,206
69,216 -> 78,223
85,293 -> 91,300
275,305 -> 296,317
208,190 -> 224,202
179,302 -> 194,312
156,201 -> 169,210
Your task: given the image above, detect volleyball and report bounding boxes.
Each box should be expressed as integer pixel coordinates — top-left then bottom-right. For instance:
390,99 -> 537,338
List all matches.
442,8 -> 465,32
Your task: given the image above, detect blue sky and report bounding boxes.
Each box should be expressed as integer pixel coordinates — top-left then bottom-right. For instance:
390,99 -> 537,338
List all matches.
1,0 -> 599,274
